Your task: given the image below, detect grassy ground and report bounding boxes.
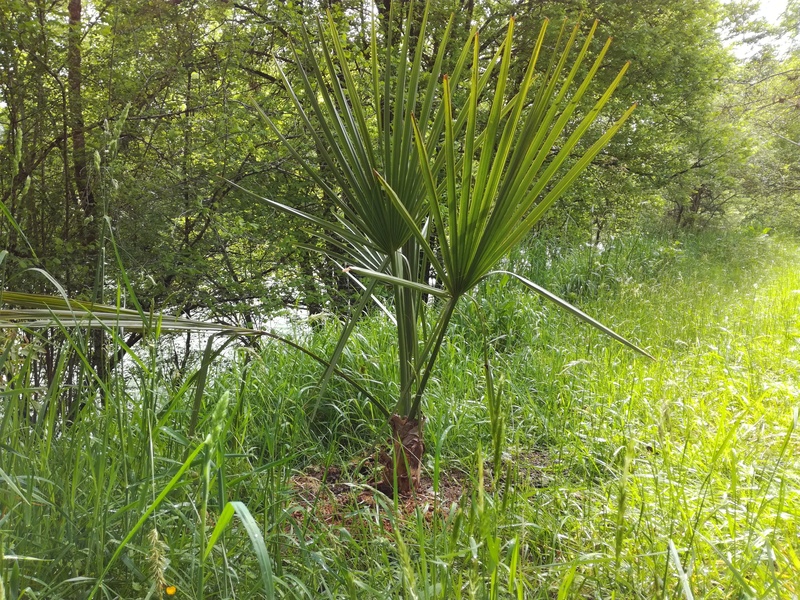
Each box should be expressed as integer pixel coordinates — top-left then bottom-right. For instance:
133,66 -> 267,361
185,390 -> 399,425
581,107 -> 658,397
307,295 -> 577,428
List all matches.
1,229 -> 798,598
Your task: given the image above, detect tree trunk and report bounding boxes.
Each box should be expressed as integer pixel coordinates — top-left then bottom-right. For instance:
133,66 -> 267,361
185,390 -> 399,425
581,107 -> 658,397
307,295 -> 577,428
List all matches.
68,0 -> 91,217
383,414 -> 425,494
69,0 -> 107,379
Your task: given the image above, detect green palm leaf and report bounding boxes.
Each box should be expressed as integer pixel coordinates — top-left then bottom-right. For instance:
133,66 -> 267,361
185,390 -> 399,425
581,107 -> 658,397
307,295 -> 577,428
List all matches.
0,291 -> 389,417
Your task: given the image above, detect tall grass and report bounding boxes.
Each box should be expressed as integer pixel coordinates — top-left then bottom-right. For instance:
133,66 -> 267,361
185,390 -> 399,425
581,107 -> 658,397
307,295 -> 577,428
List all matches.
1,229 -> 798,598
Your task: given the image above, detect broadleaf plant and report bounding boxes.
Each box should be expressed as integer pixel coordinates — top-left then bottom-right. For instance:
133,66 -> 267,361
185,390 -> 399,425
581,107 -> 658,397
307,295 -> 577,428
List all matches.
253,3 -> 653,492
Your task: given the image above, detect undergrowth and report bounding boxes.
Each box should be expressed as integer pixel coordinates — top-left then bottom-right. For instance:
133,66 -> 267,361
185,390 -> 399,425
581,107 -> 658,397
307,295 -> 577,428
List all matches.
1,229 -> 798,598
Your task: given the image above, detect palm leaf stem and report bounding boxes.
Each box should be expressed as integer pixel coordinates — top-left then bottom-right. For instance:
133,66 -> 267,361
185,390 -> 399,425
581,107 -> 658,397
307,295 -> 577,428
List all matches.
486,270 -> 654,359
407,296 -> 458,421
0,294 -> 390,418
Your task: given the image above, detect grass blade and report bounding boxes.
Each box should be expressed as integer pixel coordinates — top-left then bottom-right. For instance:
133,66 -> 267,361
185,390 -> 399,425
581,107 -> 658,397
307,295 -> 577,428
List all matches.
204,501 -> 275,600
668,539 -> 695,600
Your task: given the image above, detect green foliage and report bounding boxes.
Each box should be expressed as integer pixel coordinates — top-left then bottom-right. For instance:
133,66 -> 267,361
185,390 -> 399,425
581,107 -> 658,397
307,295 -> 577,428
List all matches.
0,0 -> 348,320
730,46 -> 800,232
2,0 -> 792,319
2,0 -> 800,596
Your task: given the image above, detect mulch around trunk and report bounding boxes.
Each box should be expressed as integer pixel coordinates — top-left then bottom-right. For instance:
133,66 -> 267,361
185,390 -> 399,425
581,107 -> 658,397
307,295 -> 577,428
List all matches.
287,448 -> 551,529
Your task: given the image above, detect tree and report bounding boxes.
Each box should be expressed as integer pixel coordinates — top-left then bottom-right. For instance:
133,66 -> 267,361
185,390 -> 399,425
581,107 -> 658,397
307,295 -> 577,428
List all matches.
0,0 -> 345,318
726,23 -> 800,231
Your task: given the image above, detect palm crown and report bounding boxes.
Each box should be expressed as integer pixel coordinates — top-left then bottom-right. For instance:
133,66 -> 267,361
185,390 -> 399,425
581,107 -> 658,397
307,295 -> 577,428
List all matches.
253,4 -> 649,427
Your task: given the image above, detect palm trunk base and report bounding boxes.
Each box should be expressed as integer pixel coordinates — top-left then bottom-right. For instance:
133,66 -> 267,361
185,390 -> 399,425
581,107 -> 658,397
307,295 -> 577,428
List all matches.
381,414 -> 425,494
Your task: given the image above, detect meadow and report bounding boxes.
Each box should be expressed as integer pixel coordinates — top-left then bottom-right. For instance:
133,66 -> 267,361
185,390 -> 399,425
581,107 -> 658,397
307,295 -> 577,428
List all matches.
1,229 -> 798,599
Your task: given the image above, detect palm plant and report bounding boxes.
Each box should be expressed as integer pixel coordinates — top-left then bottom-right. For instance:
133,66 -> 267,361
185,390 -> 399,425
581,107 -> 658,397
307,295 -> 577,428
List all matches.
250,4 -> 652,492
